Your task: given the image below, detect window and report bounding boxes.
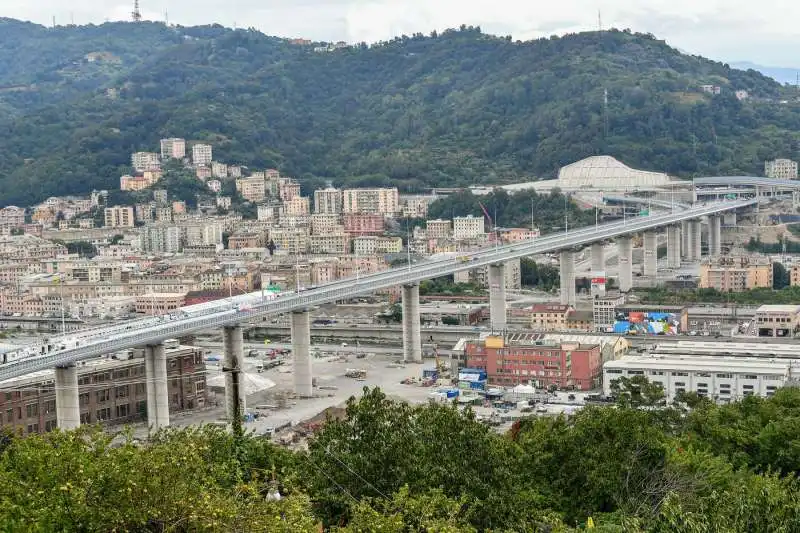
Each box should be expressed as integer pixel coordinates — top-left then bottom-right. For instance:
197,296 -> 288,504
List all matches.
672,372 -> 689,377
5,409 -> 12,423
606,369 -> 623,374
135,383 -> 146,395
743,385 -> 754,390
26,423 -> 39,434
697,372 -> 711,377
44,419 -> 57,432
674,382 -> 686,387
649,370 -> 665,376
116,386 -> 129,399
80,412 -> 91,424
743,375 -> 758,380
96,407 -> 111,421
719,383 -> 731,389
136,400 -> 147,414
627,370 -> 644,375
195,381 -> 205,393
116,404 -> 130,418
43,400 -> 56,414
719,389 -> 730,395
696,383 -> 708,388
96,389 -> 110,403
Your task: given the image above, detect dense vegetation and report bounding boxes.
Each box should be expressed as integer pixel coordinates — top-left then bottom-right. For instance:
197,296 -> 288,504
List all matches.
3,386 -> 800,531
1,19 -> 800,205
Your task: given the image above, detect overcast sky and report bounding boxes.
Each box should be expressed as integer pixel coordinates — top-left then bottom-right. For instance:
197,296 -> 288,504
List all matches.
3,0 -> 798,67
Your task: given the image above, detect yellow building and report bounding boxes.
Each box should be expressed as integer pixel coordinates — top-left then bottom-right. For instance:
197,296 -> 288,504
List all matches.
699,256 -> 772,292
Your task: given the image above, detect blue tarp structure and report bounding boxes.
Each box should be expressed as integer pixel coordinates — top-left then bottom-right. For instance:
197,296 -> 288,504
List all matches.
613,321 -> 630,333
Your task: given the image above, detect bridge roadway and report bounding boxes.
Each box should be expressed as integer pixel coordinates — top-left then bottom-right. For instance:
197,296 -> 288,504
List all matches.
0,199 -> 756,383
694,176 -> 800,190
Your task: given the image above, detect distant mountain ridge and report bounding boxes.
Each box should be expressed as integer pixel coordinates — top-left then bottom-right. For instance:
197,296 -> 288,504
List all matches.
731,61 -> 799,85
0,19 -> 799,205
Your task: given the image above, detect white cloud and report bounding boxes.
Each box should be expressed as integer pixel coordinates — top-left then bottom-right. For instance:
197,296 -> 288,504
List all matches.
4,0 -> 799,66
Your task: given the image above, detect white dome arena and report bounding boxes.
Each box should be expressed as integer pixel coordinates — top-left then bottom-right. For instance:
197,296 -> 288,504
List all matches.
558,156 -> 671,189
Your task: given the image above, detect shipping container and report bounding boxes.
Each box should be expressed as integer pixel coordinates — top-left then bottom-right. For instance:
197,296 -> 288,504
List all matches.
469,380 -> 487,390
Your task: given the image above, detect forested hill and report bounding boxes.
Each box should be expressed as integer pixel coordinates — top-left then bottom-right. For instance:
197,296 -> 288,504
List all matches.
1,20 -> 799,205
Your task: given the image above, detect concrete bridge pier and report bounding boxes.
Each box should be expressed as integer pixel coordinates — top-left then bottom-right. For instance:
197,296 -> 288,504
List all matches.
488,264 -> 507,332
680,220 -> 689,261
618,237 -> 633,292
591,243 -> 605,272
401,284 -> 422,363
691,220 -> 702,259
643,231 -> 658,278
709,215 -> 722,256
223,326 -> 247,423
54,364 -> 80,430
559,250 -> 576,307
145,343 -> 170,431
667,226 -> 681,269
291,310 -> 314,396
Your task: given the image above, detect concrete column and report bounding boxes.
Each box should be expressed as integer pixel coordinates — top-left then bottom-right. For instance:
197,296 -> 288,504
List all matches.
685,221 -> 696,261
680,220 -> 689,260
145,343 -> 170,430
591,243 -> 605,272
691,220 -> 702,259
401,284 -> 422,363
667,226 -> 681,269
291,311 -> 314,396
709,215 -> 722,257
488,263 -> 507,332
54,365 -> 80,430
559,250 -> 576,307
643,231 -> 658,278
223,325 -> 247,421
618,237 -> 633,292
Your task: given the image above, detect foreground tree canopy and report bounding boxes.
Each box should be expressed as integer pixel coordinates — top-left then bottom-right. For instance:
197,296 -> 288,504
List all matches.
1,387 -> 800,531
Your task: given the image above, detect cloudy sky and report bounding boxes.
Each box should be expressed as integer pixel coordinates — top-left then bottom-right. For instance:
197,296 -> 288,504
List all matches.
3,0 -> 798,67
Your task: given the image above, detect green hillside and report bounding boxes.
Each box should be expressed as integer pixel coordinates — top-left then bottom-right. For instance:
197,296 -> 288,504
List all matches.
1,20 -> 799,205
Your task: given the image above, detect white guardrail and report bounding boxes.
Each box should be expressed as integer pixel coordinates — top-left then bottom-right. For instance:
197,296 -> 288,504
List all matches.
0,199 -> 756,382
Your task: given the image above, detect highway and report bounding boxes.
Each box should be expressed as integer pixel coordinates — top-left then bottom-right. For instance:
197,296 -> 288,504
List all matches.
0,198 -> 756,382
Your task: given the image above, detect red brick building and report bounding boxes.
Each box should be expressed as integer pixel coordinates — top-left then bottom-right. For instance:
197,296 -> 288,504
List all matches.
464,336 -> 602,390
343,214 -> 385,236
0,344 -> 206,436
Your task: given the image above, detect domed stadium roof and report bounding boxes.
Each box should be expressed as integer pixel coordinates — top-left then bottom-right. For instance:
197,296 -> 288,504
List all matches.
558,156 -> 671,188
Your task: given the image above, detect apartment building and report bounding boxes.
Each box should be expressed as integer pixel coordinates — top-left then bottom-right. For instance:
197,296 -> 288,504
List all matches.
131,152 -> 160,172
456,258 -> 521,290
279,181 -> 301,201
134,293 -> 186,314
104,206 -> 135,228
603,355 -> 795,403
211,161 -> 228,178
342,188 -> 399,215
310,213 -> 342,235
0,206 -> 25,227
699,255 -> 772,292
309,234 -> 349,255
0,236 -> 66,262
400,195 -> 431,218
284,196 -> 310,216
764,158 -> 798,179
0,344 -> 206,436
343,213 -> 385,236
352,236 -> 403,255
529,303 -> 573,331
192,144 -> 213,166
453,215 -> 485,239
269,228 -> 309,255
228,233 -> 265,249
121,175 -> 154,191
314,187 -> 343,214
236,176 -> 267,203
790,265 -> 800,287
139,225 -> 182,253
160,138 -> 186,159
426,219 -> 452,239
196,166 -> 212,180
465,335 -> 602,390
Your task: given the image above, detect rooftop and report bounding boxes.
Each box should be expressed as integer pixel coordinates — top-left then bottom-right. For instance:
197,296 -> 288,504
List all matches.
606,355 -> 797,374
756,305 -> 800,314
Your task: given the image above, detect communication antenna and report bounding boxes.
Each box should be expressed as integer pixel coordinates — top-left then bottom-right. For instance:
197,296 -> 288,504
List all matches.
603,88 -> 609,140
598,10 -> 602,32
164,10 -> 169,25
132,0 -> 142,22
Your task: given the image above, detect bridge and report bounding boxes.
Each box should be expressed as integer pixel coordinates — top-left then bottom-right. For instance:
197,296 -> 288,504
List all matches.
0,198 -> 757,432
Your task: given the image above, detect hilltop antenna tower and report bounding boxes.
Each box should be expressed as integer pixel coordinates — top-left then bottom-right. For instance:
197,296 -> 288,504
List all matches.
603,88 -> 609,140
132,0 -> 142,22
